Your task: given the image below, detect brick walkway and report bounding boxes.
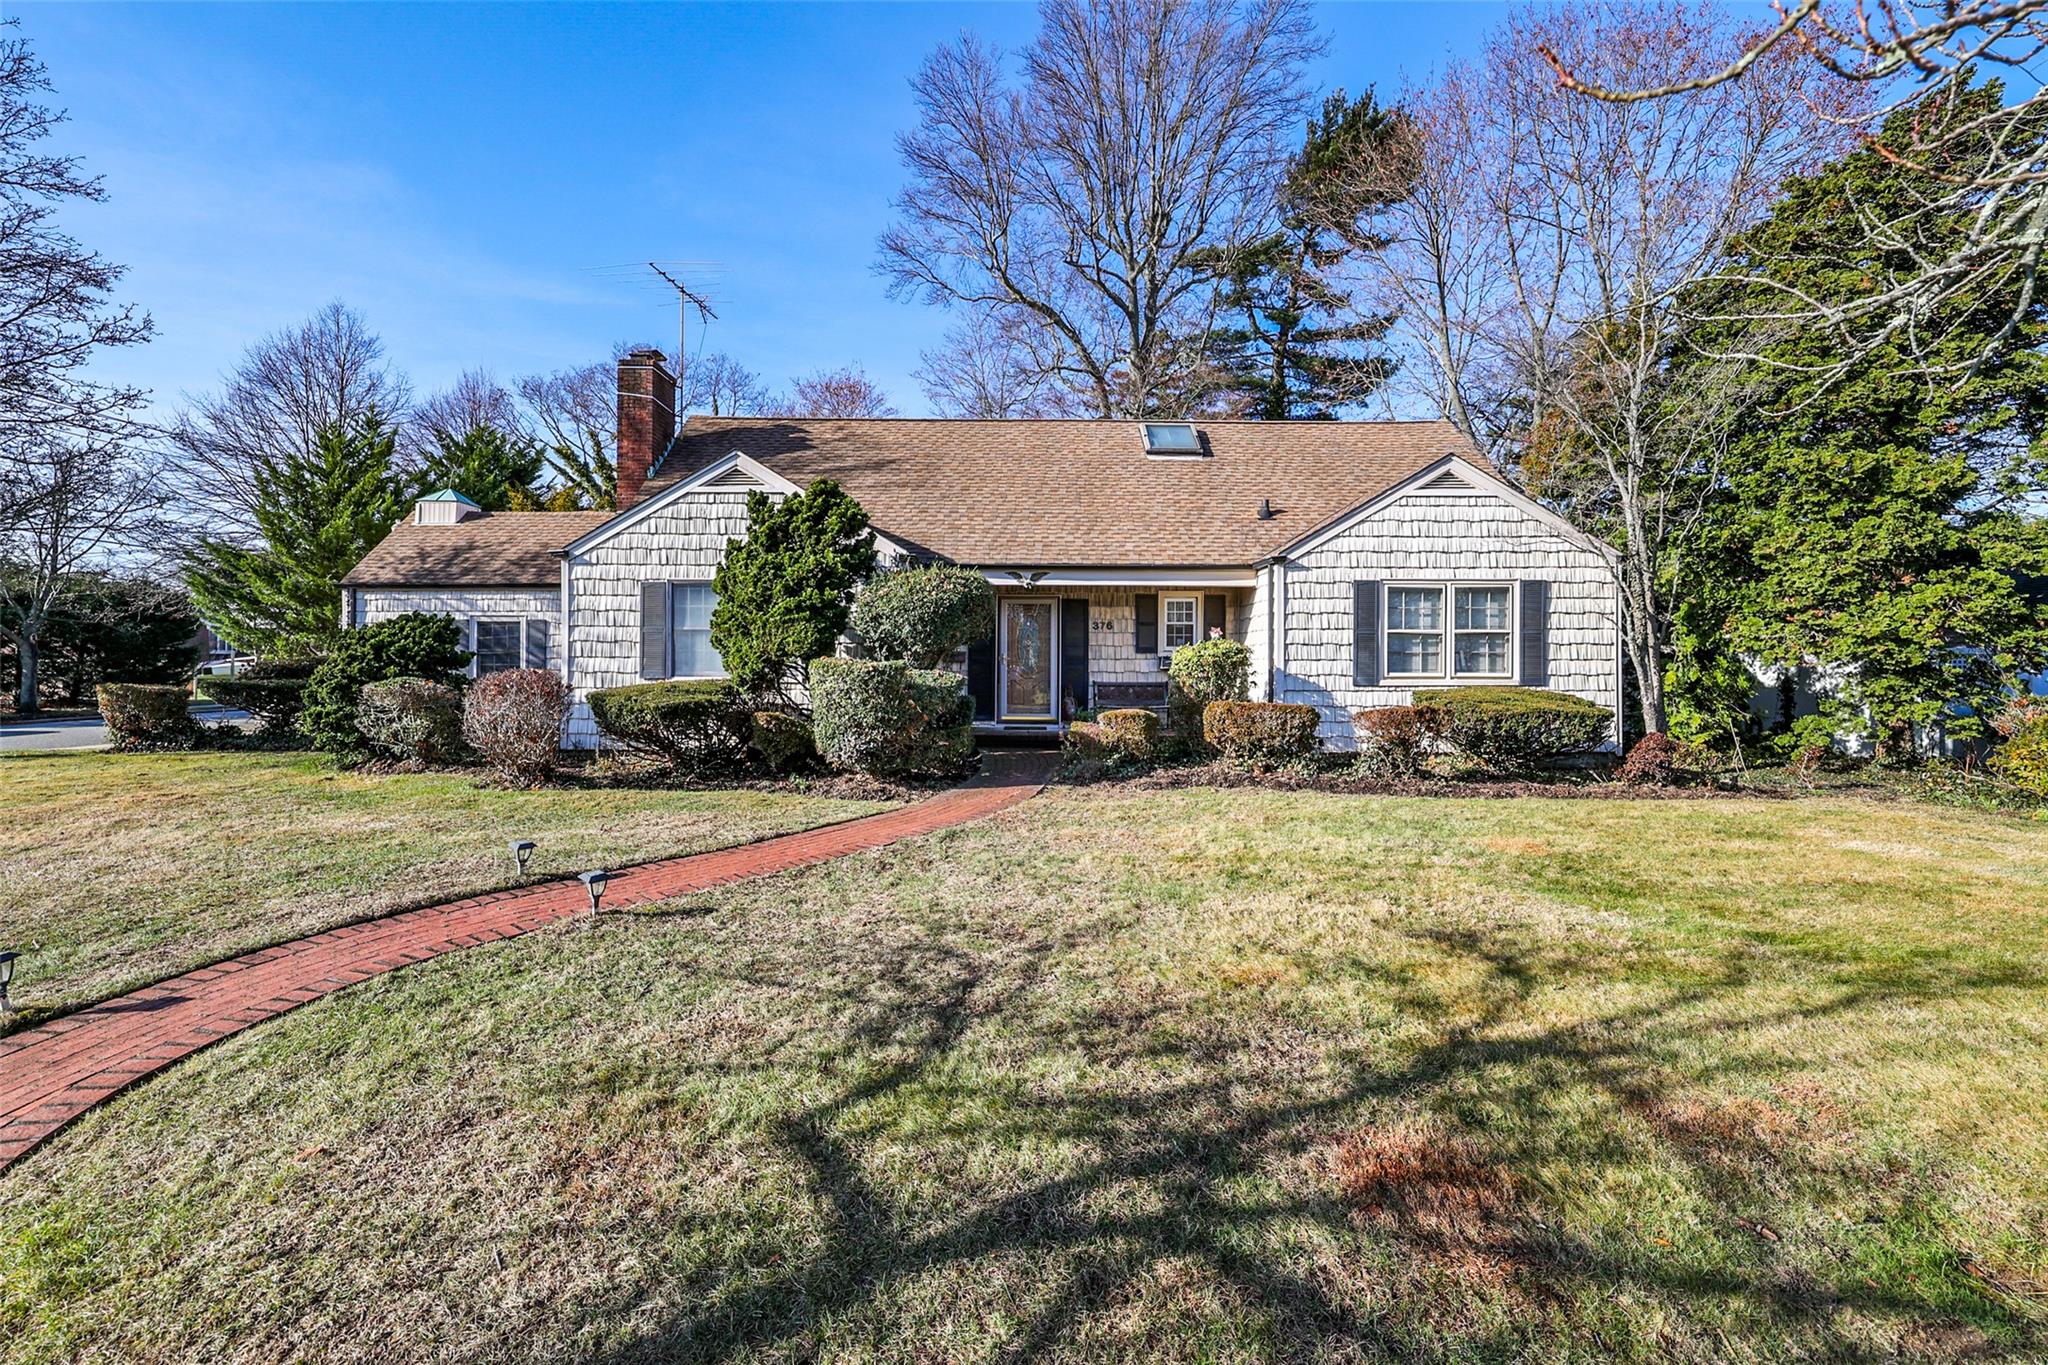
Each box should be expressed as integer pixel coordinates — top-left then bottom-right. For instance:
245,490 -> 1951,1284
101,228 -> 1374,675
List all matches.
0,755 -> 1051,1174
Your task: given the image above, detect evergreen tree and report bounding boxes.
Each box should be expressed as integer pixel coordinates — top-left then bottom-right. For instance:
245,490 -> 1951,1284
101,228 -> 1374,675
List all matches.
1679,81 -> 2048,750
1200,90 -> 1403,419
417,422 -> 545,511
709,480 -> 876,699
183,413 -> 411,657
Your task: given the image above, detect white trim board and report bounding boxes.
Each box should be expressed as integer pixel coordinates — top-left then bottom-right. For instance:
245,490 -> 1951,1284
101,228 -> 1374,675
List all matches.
980,567 -> 1256,588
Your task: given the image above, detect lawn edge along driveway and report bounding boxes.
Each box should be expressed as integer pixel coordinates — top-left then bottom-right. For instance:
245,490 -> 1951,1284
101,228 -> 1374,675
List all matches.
0,757 -> 1050,1174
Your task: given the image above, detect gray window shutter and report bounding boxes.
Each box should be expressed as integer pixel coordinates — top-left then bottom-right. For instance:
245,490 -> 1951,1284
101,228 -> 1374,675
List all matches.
1519,580 -> 1550,687
1134,593 -> 1159,654
1352,580 -> 1380,687
639,582 -> 669,680
524,617 -> 550,670
1202,593 -> 1226,640
1060,597 -> 1089,715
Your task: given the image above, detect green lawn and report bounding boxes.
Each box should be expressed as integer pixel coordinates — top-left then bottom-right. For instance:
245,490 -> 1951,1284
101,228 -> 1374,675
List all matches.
0,750 -> 893,1025
3,785 -> 2046,1361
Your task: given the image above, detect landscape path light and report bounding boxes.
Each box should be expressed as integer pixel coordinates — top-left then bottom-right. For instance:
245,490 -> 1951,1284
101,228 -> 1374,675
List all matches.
509,839 -> 536,876
0,951 -> 18,1015
577,869 -> 610,915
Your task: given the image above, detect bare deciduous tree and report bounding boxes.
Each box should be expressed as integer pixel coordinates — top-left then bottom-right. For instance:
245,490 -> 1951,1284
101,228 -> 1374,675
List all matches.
1337,1 -> 1858,734
1544,0 -> 2048,376
516,362 -> 615,508
0,21 -> 150,539
916,310 -> 1069,417
412,369 -> 518,442
0,431 -> 168,711
681,352 -> 772,416
780,366 -> 899,418
169,302 -> 409,537
879,0 -> 1321,416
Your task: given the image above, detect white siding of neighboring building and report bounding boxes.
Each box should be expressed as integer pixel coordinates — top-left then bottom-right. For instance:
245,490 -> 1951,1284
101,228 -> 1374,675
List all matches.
1275,487 -> 1620,748
352,588 -> 564,673
563,489 -> 755,747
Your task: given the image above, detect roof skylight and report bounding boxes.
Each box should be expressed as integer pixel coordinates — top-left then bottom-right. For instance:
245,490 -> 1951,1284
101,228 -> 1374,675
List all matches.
1142,422 -> 1203,457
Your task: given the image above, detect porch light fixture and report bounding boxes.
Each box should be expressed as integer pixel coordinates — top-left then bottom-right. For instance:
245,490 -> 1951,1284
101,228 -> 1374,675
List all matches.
577,869 -> 610,915
0,952 -> 18,1015
509,839 -> 537,875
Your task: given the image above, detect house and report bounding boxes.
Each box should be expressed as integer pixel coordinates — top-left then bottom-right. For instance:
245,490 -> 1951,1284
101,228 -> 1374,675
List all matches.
342,350 -> 1625,749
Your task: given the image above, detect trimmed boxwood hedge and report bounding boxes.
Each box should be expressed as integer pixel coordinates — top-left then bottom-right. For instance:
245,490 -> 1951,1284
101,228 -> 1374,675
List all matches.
195,673 -> 309,739
849,565 -> 996,668
808,657 -> 973,777
588,679 -> 749,775
1096,708 -> 1160,760
355,677 -> 465,765
97,683 -> 196,750
1166,638 -> 1250,742
1414,685 -> 1609,771
1202,701 -> 1322,769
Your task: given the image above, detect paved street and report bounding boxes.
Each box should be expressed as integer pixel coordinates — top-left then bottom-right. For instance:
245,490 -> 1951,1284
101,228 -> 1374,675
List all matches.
0,704 -> 251,753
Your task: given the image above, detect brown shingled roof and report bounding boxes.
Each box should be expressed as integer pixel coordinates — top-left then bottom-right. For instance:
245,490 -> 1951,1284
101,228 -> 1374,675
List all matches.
341,511 -> 611,587
343,418 -> 1478,587
640,417 -> 1472,565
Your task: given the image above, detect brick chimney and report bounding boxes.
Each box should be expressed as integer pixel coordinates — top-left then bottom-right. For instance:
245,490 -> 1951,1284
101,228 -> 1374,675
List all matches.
616,348 -> 676,509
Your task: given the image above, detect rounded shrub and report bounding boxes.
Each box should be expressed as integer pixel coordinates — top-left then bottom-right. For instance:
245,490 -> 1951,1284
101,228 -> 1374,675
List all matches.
197,664 -> 311,741
1166,638 -> 1250,742
96,683 -> 196,750
808,656 -> 974,777
1617,731 -> 1683,787
588,679 -> 749,776
1062,720 -> 1112,761
1096,708 -> 1161,760
463,669 -> 567,785
301,613 -> 469,756
1352,704 -> 1441,777
1202,701 -> 1322,770
1991,716 -> 2048,800
356,677 -> 465,765
849,565 -> 997,668
1413,686 -> 1609,772
750,709 -> 820,775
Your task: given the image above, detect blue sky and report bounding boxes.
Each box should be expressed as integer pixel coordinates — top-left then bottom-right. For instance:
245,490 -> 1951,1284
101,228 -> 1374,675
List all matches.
20,1 -> 1504,420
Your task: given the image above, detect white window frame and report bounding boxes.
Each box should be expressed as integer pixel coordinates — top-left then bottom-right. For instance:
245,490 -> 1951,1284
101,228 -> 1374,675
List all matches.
666,581 -> 726,681
469,617 -> 528,678
1382,581 -> 1516,683
1161,594 -> 1201,653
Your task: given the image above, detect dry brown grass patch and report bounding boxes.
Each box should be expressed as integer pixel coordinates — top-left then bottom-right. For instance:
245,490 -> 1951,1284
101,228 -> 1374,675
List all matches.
1327,1125 -> 1532,1286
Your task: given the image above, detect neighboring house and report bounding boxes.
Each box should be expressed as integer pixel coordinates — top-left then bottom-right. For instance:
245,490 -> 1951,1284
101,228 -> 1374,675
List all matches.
342,349 -> 1625,749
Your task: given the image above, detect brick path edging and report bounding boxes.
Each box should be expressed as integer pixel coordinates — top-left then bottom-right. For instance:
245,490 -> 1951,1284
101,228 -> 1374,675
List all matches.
0,761 -> 1048,1174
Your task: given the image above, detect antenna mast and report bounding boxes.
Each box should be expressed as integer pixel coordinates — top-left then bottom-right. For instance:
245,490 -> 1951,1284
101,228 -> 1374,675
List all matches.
646,262 -> 718,407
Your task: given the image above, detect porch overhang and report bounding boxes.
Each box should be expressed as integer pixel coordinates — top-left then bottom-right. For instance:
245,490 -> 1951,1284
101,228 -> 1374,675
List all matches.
980,566 -> 1257,588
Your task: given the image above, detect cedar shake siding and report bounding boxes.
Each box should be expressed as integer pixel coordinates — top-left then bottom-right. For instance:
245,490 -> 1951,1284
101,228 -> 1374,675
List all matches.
1272,480 -> 1620,748
352,588 -> 565,675
562,488 -> 754,748
337,414 -> 1625,752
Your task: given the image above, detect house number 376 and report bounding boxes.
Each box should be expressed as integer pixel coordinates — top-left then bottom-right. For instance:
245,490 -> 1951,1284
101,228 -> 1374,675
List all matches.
1090,617 -> 1116,632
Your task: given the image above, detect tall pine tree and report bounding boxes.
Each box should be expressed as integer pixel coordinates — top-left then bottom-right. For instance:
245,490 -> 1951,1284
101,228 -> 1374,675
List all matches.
183,413 -> 411,657
417,422 -> 546,511
1678,81 -> 2048,751
1200,90 -> 1403,419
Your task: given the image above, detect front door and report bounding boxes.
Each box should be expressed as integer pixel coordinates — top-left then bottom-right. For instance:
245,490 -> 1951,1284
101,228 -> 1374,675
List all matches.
999,597 -> 1059,722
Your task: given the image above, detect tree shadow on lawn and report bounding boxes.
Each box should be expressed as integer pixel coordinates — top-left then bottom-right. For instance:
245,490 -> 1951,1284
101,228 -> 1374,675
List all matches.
579,917 -> 2045,1363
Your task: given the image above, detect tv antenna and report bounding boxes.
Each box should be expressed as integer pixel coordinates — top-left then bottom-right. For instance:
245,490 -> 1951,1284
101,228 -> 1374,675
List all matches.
585,260 -> 724,404
647,263 -> 717,402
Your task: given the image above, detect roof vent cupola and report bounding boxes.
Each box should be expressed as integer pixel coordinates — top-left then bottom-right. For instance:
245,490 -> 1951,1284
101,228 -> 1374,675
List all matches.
413,489 -> 483,525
